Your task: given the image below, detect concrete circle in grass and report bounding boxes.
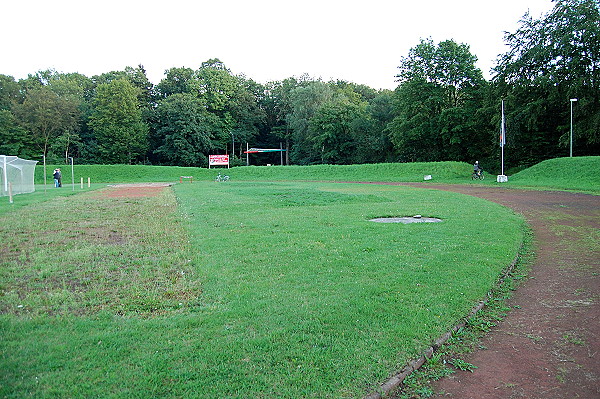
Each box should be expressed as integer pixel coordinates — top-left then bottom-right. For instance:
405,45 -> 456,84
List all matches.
370,215 -> 442,224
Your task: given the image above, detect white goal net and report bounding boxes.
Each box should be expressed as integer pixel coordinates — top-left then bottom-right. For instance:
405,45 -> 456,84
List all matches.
1,155 -> 38,196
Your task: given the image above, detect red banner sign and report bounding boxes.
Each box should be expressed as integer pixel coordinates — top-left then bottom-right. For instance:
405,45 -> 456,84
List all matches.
209,155 -> 229,166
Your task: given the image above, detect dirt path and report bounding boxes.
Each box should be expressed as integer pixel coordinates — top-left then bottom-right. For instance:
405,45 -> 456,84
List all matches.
394,184 -> 600,398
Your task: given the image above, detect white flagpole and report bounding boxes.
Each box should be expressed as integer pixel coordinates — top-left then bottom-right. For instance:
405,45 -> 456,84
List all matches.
501,100 -> 506,176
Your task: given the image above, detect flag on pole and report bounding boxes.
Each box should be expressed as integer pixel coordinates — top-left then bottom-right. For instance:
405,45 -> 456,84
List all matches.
500,100 -> 506,147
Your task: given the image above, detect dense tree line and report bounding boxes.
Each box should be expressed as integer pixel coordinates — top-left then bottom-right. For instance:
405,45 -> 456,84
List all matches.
1,0 -> 598,172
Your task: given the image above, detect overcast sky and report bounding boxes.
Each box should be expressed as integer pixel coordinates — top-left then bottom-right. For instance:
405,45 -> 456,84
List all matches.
3,0 -> 554,90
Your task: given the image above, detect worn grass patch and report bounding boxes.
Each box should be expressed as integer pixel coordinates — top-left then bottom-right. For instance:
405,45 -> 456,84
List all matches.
0,188 -> 200,316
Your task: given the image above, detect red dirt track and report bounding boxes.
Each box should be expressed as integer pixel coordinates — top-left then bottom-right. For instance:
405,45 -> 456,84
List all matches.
388,183 -> 600,399
94,183 -> 172,198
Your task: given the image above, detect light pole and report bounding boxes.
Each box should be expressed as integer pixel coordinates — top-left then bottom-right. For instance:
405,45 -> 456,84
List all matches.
570,98 -> 577,157
43,154 -> 47,193
231,132 -> 235,159
68,157 -> 74,191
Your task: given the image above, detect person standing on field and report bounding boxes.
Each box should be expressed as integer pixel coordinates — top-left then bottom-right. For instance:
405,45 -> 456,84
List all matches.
53,168 -> 62,187
53,169 -> 59,187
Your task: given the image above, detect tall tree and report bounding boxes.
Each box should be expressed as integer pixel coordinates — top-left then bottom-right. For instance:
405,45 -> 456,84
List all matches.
262,76 -> 312,164
88,79 -> 148,164
152,93 -> 219,166
0,110 -> 31,157
287,81 -> 334,164
390,39 -> 486,162
494,0 -> 600,161
186,59 -> 263,154
92,65 -> 155,111
0,75 -> 31,157
389,79 -> 447,162
191,59 -> 238,116
12,87 -> 79,159
353,91 -> 396,164
0,74 -> 22,111
156,67 -> 195,98
308,99 -> 365,164
45,72 -> 94,161
228,76 -> 266,157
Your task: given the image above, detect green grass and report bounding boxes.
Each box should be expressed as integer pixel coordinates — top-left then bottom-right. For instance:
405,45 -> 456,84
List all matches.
0,180 -> 524,398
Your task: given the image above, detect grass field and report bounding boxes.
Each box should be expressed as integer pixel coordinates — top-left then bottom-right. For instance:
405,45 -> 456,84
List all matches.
1,178 -> 524,398
1,157 -> 596,397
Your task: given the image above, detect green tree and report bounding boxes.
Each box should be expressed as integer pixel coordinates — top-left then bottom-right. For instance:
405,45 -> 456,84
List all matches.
156,67 -> 195,98
309,99 -> 365,164
352,91 -> 396,164
494,0 -> 600,162
192,59 -> 238,116
390,39 -> 486,161
186,59 -> 263,154
0,110 -> 31,156
88,79 -> 148,163
188,59 -> 239,151
45,72 -> 94,161
152,93 -> 219,166
389,79 -> 447,161
12,87 -> 79,160
262,76 -> 312,164
92,65 -> 155,111
228,76 -> 266,157
287,81 -> 334,164
0,74 -> 22,111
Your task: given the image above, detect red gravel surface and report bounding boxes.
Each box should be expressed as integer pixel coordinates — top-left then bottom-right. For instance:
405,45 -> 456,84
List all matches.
395,184 -> 600,399
95,183 -> 172,198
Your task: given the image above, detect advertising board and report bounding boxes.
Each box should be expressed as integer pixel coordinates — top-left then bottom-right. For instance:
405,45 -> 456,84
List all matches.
209,155 -> 229,168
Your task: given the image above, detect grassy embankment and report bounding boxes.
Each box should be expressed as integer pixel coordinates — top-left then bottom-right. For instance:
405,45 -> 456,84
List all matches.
33,161 -> 471,185
508,156 -> 600,193
33,156 -> 600,191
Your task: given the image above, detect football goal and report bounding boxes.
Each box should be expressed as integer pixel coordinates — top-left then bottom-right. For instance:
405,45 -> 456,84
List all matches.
1,155 -> 38,197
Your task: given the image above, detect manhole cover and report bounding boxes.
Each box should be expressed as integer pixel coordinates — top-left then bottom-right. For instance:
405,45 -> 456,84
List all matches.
370,216 -> 442,224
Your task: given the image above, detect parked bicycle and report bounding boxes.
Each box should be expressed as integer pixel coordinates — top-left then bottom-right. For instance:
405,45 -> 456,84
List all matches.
215,173 -> 230,182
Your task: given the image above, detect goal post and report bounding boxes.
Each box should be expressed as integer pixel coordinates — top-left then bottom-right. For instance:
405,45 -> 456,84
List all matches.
1,155 -> 38,197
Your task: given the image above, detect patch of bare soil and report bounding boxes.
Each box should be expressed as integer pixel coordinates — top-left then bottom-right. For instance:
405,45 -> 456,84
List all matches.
392,184 -> 600,399
94,183 -> 173,198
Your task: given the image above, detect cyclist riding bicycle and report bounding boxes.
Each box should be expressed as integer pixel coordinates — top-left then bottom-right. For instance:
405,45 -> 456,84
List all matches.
473,161 -> 483,178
